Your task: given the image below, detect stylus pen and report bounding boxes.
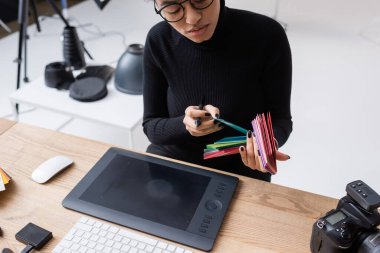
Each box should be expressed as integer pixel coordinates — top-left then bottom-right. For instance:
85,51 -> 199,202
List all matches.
195,95 -> 205,127
213,118 -> 248,135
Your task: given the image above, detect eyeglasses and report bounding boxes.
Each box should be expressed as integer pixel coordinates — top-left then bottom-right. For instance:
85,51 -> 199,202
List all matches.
154,0 -> 214,23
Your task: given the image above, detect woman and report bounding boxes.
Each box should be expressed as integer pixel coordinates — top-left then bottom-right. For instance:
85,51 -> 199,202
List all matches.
143,0 -> 292,182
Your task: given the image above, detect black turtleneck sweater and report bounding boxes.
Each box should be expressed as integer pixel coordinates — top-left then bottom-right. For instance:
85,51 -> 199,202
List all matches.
142,1 -> 292,181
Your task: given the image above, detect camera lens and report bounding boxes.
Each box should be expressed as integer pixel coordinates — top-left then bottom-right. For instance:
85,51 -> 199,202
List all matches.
358,230 -> 380,253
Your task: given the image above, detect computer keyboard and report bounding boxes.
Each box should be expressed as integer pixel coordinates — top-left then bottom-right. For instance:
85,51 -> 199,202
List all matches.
53,217 -> 193,253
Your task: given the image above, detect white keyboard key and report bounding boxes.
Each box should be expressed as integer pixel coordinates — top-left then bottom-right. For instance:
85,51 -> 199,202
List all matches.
137,242 -> 146,249
95,244 -> 104,251
94,221 -> 102,228
121,245 -> 131,252
87,219 -> 95,226
122,237 -> 130,244
90,234 -> 99,241
107,232 -> 116,240
80,239 -> 89,246
65,233 -> 74,241
118,230 -> 157,246
71,244 -> 80,251
146,245 -> 154,252
87,241 -> 96,248
113,242 -> 122,249
105,239 -> 114,247
102,223 -> 110,230
103,247 -> 112,253
167,245 -> 176,252
175,248 -> 184,253
153,248 -> 162,253
114,234 -> 123,242
77,222 -> 92,232
83,232 -> 91,239
129,240 -> 138,247
75,230 -> 85,237
99,230 -> 107,237
157,242 -> 167,249
98,237 -> 107,244
109,226 -> 119,233
80,217 -> 89,223
130,248 -> 138,253
91,228 -> 100,235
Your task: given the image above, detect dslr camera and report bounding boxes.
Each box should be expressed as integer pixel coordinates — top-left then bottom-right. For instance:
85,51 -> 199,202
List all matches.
311,180 -> 380,253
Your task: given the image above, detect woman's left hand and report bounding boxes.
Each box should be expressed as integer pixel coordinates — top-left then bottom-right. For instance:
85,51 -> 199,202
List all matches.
239,130 -> 290,173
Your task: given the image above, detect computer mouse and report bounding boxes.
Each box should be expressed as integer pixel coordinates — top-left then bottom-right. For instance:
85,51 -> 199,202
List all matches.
31,155 -> 74,184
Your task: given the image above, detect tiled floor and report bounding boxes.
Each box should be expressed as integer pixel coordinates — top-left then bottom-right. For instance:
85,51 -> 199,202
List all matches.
1,0 -> 380,198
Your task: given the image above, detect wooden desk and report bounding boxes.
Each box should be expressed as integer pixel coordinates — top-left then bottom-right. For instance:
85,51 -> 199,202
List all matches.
0,118 -> 15,135
0,121 -> 338,252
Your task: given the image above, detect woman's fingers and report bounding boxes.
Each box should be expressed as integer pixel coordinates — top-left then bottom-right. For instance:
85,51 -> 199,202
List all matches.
183,104 -> 224,136
252,132 -> 266,173
239,146 -> 248,166
276,150 -> 290,161
185,106 -> 210,120
183,114 -> 223,136
245,131 -> 255,166
239,131 -> 268,173
185,124 -> 223,136
204,104 -> 220,119
246,131 -> 266,172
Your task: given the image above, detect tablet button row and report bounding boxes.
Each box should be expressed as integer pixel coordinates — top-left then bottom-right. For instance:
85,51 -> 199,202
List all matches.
214,182 -> 227,198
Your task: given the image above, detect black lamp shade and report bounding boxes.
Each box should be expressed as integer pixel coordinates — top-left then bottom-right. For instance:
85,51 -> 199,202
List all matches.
63,26 -> 86,70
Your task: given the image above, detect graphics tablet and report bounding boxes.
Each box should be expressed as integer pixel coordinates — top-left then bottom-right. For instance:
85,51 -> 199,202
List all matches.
63,147 -> 239,251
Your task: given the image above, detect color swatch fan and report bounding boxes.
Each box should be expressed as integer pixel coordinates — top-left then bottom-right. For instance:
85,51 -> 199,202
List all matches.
0,167 -> 12,191
203,136 -> 246,160
251,113 -> 277,175
203,112 -> 278,175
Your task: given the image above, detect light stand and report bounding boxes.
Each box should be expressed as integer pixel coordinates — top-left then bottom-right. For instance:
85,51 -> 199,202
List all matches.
14,0 -> 41,113
15,0 -> 29,91
30,0 -> 41,33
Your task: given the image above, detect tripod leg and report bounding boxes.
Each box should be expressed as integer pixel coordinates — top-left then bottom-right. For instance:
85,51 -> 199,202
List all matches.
30,0 -> 41,32
15,0 -> 29,113
16,0 -> 27,90
23,32 -> 30,83
23,0 -> 30,83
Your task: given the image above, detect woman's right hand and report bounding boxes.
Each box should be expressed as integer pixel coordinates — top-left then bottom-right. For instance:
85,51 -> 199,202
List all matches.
183,104 -> 223,137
